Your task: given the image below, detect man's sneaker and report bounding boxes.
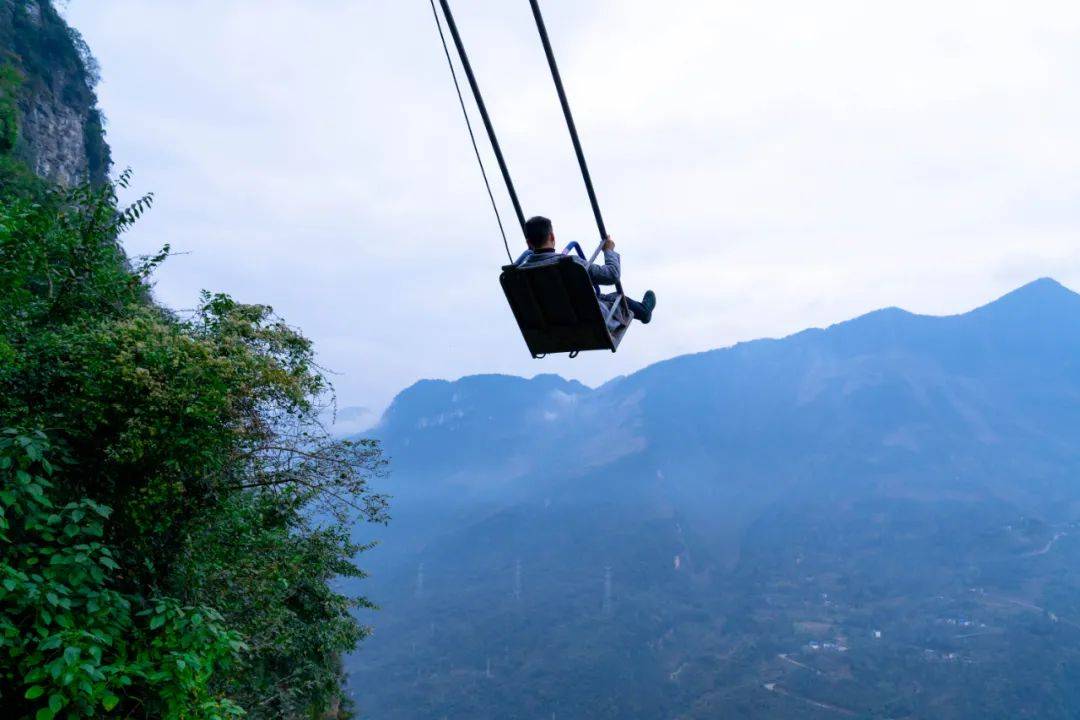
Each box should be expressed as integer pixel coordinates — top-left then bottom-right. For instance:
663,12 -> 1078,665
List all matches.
639,290 -> 656,324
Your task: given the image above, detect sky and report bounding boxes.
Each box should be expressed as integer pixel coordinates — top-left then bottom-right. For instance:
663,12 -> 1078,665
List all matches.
64,0 -> 1080,420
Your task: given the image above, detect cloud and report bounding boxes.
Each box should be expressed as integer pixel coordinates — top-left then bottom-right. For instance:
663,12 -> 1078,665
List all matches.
66,0 -> 1080,413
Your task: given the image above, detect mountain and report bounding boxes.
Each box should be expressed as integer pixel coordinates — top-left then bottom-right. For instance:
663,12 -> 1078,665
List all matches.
346,278 -> 1080,719
1,0 -> 110,185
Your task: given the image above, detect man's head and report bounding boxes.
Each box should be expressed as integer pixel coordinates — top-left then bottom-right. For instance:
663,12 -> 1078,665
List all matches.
524,215 -> 555,249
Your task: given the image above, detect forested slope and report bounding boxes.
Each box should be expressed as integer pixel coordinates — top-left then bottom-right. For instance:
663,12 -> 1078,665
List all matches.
0,8 -> 388,715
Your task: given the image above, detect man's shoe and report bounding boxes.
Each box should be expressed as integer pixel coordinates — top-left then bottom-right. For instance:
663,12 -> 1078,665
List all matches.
638,290 -> 656,324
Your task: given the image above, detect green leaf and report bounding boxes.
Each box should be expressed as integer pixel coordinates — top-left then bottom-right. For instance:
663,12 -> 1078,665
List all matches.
25,685 -> 45,699
34,709 -> 53,720
149,614 -> 165,630
102,694 -> 120,711
48,693 -> 63,713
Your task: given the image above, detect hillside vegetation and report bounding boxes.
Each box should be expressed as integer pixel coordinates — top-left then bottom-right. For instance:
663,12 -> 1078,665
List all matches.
0,124 -> 387,718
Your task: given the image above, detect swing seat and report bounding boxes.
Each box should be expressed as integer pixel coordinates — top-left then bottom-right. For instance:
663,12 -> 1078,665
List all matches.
499,250 -> 631,358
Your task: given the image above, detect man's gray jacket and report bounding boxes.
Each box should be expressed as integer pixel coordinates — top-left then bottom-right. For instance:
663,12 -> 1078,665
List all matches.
517,247 -> 621,285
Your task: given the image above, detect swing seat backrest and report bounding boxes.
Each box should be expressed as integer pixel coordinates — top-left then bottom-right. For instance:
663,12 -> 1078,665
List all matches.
499,254 -> 628,357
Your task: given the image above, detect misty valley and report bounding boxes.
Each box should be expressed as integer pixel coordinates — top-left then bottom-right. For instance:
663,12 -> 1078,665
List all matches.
347,279 -> 1080,719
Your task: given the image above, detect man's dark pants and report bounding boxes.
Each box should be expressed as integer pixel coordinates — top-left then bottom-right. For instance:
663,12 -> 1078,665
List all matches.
625,297 -> 651,324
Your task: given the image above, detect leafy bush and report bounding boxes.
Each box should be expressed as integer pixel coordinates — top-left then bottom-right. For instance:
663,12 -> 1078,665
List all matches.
0,430 -> 245,719
0,169 -> 387,717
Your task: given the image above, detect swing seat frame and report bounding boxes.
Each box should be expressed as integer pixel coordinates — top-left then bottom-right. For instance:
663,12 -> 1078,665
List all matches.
499,241 -> 630,358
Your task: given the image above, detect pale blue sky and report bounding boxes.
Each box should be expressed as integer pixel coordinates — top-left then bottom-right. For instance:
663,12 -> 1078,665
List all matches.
66,0 -> 1080,418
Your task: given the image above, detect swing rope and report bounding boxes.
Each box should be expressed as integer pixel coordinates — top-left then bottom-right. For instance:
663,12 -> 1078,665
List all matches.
528,0 -> 608,243
428,0 -> 513,263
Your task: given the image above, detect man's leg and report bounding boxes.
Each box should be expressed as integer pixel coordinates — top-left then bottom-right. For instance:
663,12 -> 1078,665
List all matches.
625,290 -> 656,324
625,297 -> 649,323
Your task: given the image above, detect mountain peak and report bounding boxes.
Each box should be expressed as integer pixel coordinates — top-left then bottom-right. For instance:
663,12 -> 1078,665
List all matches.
1023,277 -> 1067,290
971,277 -> 1080,318
991,276 -> 1074,301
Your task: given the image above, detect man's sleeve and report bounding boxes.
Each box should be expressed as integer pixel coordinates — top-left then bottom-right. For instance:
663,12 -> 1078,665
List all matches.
588,249 -> 621,285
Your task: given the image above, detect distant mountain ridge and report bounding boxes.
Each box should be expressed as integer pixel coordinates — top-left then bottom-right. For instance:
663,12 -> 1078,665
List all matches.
349,278 -> 1080,719
374,277 -> 1080,505
381,276 -> 1080,419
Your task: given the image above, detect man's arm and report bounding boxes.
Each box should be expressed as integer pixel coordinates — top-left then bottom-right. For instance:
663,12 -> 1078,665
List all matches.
587,236 -> 621,285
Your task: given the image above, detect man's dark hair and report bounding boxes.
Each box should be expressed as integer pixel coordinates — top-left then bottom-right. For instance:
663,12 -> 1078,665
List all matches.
524,216 -> 553,248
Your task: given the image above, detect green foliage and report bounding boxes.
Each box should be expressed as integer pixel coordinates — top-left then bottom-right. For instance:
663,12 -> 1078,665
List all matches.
0,173 -> 387,717
0,63 -> 20,154
0,169 -> 146,339
172,491 -> 374,717
0,62 -> 44,196
0,430 -> 245,719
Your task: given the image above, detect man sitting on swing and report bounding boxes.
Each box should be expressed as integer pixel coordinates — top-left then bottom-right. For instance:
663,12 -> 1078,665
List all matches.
519,215 -> 657,324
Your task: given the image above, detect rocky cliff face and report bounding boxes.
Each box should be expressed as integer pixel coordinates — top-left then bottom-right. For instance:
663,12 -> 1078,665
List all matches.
0,0 -> 110,186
